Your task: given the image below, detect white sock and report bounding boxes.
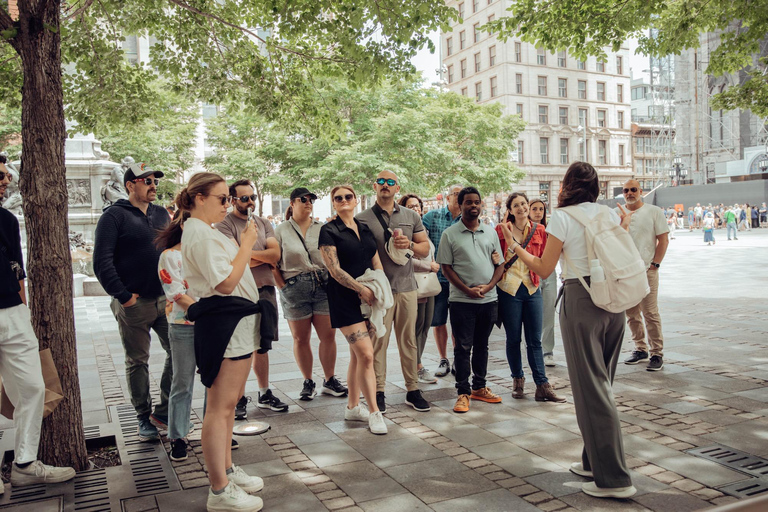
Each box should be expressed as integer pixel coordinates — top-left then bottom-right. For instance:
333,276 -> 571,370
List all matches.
259,387 -> 269,395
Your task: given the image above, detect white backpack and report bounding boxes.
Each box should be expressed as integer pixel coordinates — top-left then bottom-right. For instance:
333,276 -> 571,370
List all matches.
560,205 -> 649,313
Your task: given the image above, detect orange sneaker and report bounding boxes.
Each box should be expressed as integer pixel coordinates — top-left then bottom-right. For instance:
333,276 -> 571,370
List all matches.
470,387 -> 502,403
453,394 -> 470,413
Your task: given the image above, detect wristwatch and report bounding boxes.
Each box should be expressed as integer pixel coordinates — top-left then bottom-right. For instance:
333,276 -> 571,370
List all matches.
409,241 -> 415,251
650,262 -> 660,268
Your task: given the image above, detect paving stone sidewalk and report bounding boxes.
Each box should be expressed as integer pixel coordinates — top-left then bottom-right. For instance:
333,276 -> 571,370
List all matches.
3,228 -> 768,511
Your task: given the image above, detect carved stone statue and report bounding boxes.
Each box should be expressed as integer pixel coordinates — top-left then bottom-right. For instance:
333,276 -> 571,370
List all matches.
100,162 -> 129,210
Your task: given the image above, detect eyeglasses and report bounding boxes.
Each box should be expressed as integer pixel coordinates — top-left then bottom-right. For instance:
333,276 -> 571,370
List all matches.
299,196 -> 316,204
133,178 -> 160,186
333,194 -> 355,203
623,187 -> 638,193
209,194 -> 232,206
0,171 -> 12,182
376,178 -> 397,187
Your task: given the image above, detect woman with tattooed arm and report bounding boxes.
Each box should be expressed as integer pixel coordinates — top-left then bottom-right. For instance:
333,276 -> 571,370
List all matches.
319,185 -> 388,435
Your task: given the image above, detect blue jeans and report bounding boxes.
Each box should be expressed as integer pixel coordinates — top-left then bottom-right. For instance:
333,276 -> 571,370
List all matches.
168,324 -> 196,440
498,284 -> 548,385
726,222 -> 738,240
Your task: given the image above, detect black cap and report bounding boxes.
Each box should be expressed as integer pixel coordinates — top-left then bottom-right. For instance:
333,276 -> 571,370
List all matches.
290,187 -> 317,201
124,162 -> 164,185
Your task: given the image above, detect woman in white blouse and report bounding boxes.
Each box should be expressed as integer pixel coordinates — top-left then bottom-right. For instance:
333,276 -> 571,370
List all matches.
178,172 -> 264,512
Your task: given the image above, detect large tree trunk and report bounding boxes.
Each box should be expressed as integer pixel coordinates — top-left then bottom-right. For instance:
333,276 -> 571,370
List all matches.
16,0 -> 87,470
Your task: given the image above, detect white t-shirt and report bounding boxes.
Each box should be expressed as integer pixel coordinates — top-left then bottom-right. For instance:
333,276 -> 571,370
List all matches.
182,217 -> 261,358
614,203 -> 669,268
546,203 -> 621,279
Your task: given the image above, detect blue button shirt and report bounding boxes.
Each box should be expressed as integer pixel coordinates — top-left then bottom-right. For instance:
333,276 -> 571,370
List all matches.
422,207 -> 461,283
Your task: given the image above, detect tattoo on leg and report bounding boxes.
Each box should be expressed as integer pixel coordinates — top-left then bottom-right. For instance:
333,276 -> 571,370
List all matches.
346,329 -> 368,344
365,320 -> 377,340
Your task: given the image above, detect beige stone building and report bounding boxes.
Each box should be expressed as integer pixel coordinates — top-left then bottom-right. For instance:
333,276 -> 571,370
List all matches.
442,0 -> 633,204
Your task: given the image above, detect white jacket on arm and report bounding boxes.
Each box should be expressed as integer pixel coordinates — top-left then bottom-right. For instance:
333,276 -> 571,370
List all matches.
356,268 -> 394,335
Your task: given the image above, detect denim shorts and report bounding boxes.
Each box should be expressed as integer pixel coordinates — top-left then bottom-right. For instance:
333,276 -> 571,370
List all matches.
431,281 -> 451,327
279,271 -> 331,321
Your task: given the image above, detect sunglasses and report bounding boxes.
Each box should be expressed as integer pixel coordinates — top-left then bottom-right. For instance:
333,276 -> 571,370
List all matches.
236,194 -> 257,203
376,178 -> 397,187
623,187 -> 638,193
298,196 -> 316,204
0,171 -> 12,182
209,194 -> 232,206
333,194 -> 355,203
133,178 -> 160,186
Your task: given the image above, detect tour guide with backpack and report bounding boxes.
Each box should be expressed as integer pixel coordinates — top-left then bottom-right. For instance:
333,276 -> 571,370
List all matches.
503,161 -> 644,501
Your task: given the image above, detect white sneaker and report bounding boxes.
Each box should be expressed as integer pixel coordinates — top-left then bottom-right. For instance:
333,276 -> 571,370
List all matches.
582,481 -> 636,499
544,354 -> 555,367
418,367 -> 438,384
207,482 -> 263,511
570,462 -> 593,478
368,411 -> 388,435
345,403 -> 370,422
227,465 -> 264,493
10,460 -> 76,486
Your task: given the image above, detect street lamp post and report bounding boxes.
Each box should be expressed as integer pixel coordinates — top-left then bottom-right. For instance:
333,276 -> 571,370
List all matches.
669,156 -> 687,186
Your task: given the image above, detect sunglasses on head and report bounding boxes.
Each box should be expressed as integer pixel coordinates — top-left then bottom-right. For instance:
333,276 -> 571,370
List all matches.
298,196 -> 316,204
623,187 -> 638,194
0,171 -> 12,182
236,194 -> 257,203
133,177 -> 160,186
333,194 -> 355,203
376,178 -> 397,187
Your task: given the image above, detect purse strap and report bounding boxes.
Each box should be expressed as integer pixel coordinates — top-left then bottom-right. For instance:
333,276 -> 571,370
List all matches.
288,219 -> 313,259
503,222 -> 537,271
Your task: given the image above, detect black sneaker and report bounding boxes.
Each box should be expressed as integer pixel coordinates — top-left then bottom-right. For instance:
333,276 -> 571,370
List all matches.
322,376 -> 348,397
235,396 -> 250,420
647,355 -> 664,371
170,438 -> 188,461
435,358 -> 451,377
376,391 -> 387,413
300,379 -> 317,401
257,389 -> 289,412
405,390 -> 431,412
231,438 -> 239,450
624,350 -> 649,365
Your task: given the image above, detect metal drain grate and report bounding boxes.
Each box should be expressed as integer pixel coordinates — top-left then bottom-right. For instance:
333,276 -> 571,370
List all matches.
8,483 -> 47,502
687,445 -> 768,479
130,456 -> 172,493
83,425 -> 101,440
74,469 -> 110,511
717,480 -> 768,499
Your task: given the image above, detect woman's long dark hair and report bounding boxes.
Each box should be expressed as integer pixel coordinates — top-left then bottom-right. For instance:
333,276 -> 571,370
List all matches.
505,192 -> 529,225
557,162 -> 599,207
528,198 -> 547,227
155,208 -> 190,250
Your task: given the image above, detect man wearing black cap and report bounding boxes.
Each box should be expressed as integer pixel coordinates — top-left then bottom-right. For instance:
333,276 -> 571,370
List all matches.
94,162 -> 172,442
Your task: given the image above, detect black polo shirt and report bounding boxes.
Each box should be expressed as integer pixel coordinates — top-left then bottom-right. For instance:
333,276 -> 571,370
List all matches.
318,217 -> 377,279
0,208 -> 25,309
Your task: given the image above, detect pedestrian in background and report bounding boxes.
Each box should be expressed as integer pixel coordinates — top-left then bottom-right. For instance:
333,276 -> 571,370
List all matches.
528,199 -> 558,367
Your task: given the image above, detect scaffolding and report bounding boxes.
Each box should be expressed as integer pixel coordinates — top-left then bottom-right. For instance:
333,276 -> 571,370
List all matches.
644,29 -> 677,187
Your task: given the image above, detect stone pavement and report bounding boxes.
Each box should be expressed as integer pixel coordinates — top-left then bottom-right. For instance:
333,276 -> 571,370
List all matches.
3,227 -> 768,511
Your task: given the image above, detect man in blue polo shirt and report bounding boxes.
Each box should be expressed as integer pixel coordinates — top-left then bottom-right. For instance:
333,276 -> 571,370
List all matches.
421,184 -> 462,376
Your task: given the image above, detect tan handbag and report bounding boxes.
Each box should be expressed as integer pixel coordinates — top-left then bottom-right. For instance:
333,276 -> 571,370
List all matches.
0,348 -> 64,419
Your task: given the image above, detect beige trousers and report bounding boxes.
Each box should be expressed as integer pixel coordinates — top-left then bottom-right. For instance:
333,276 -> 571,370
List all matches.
626,268 -> 664,357
374,289 -> 419,392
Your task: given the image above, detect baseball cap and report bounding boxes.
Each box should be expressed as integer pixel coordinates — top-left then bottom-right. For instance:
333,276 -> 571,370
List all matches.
124,162 -> 165,185
290,187 -> 318,201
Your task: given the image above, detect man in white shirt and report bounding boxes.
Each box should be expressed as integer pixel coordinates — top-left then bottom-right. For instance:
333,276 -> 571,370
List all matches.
617,180 -> 669,371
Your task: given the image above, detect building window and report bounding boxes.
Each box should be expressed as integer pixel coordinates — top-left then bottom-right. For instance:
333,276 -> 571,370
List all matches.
557,50 -> 567,68
538,76 -> 547,96
599,180 -> 608,199
578,60 -> 586,70
461,59 -> 467,79
458,2 -> 465,18
473,23 -> 481,43
539,182 -> 550,204
597,109 -> 606,127
461,87 -> 468,96
447,65 -> 454,84
617,111 -> 624,129
516,103 -> 523,118
539,105 -> 548,124
618,144 -> 625,165
460,30 -> 466,50
202,103 -> 218,119
123,35 -> 139,65
596,59 -> 605,72
617,84 -> 624,103
598,140 -> 607,165
474,52 -> 481,72
579,108 -> 588,127
597,82 -> 605,101
559,107 -> 568,125
515,42 -> 522,62
517,140 -> 524,163
537,47 -> 546,65
560,138 -> 569,164
616,56 -> 623,75
579,138 -> 587,160
489,45 -> 496,66
475,82 -> 482,102
472,0 -> 479,13
578,80 -> 586,99
490,76 -> 498,98
446,37 -> 453,56
558,78 -> 567,98
635,158 -> 642,175
516,74 -> 523,94
540,137 -> 549,164
487,14 -> 495,26
635,136 -> 643,153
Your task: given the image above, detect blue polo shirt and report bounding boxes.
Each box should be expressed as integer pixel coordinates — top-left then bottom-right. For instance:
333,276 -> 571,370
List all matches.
422,207 -> 461,284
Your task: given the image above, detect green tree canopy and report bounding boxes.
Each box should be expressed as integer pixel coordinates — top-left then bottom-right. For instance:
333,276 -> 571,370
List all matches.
487,0 -> 768,117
